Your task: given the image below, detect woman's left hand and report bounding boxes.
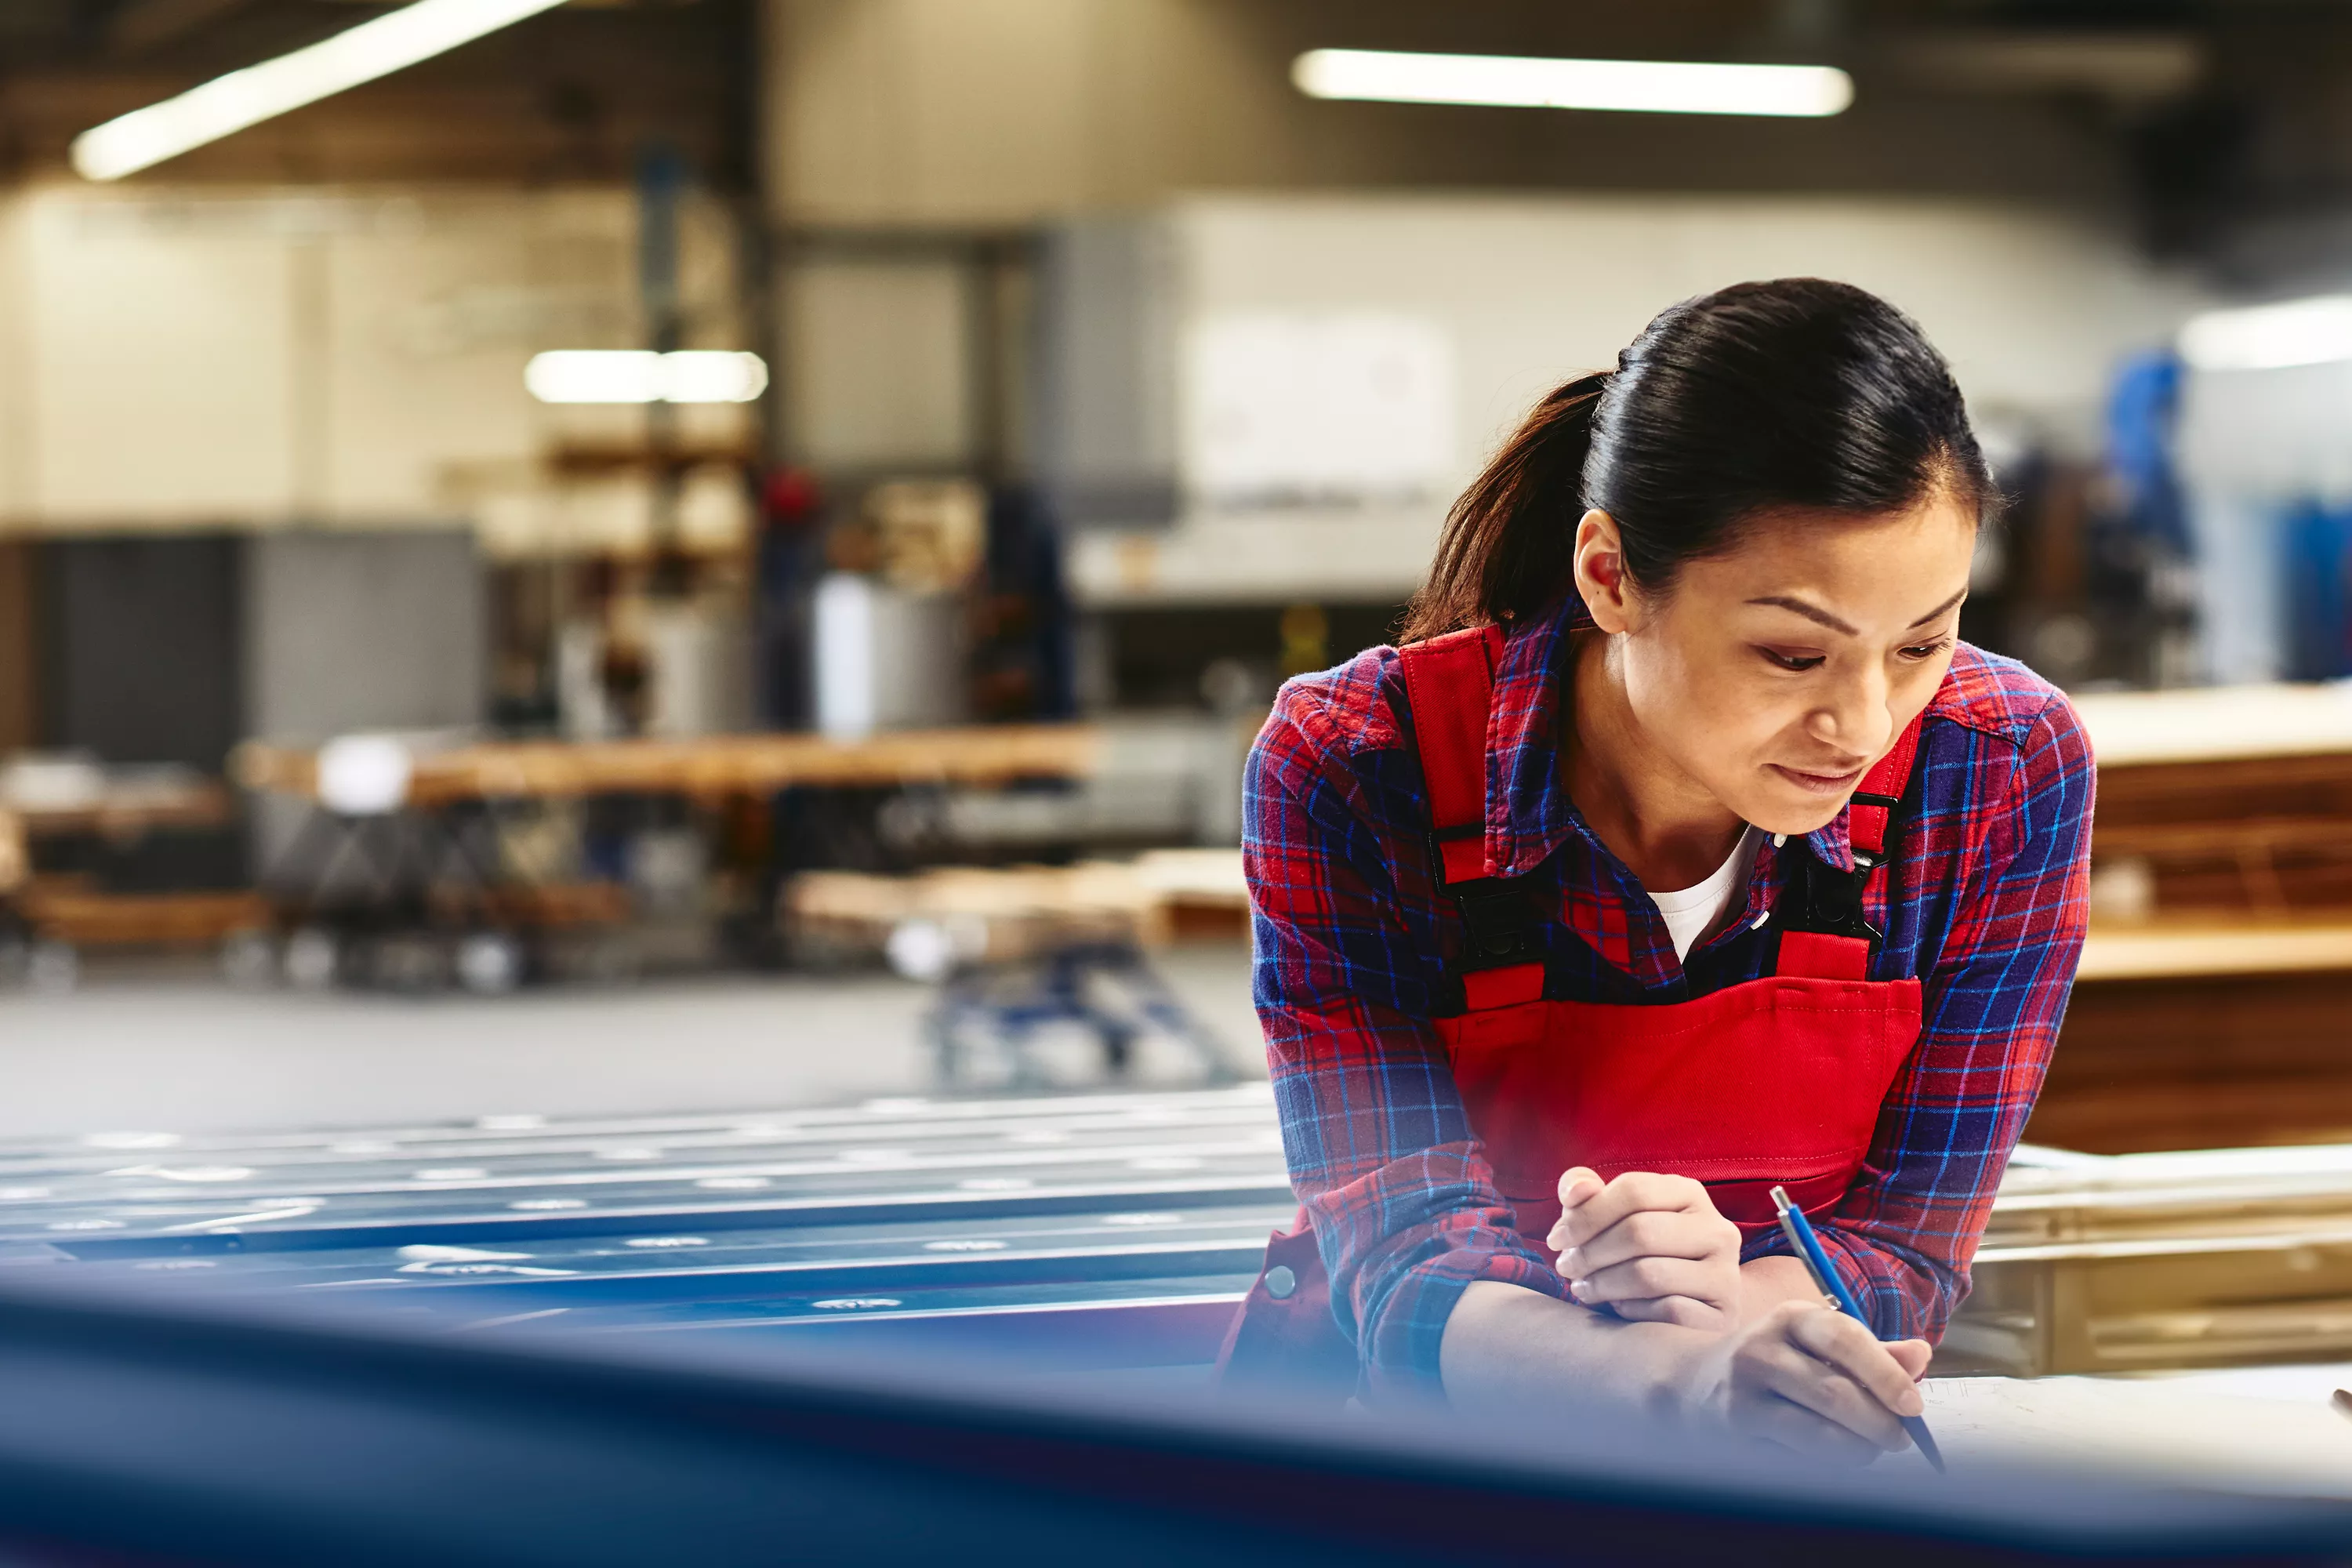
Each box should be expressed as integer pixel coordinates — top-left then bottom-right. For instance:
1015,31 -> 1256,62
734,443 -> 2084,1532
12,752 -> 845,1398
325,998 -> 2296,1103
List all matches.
1546,1166 -> 1744,1331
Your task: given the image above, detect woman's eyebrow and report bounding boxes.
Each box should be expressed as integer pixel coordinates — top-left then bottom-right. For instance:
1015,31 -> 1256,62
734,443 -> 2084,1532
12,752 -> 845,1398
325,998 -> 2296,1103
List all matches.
1745,586 -> 1969,637
1746,595 -> 1856,635
1907,587 -> 1968,628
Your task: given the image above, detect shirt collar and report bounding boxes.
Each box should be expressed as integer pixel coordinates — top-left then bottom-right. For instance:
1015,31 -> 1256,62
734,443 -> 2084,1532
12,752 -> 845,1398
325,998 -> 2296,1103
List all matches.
1483,595 -> 1587,879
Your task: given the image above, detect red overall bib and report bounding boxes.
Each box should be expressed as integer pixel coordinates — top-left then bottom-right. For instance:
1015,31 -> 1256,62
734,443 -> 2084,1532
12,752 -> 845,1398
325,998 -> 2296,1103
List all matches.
1217,624 -> 1926,1396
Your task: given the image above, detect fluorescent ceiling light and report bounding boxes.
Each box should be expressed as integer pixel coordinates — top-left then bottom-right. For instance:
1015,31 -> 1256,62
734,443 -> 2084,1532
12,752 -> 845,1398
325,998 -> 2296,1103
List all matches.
2180,296 -> 2352,372
1293,48 -> 1853,118
71,0 -> 568,182
526,350 -> 771,405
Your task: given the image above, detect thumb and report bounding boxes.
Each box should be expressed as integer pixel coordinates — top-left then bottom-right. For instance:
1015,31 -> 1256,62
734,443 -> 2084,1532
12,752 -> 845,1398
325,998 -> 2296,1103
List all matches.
1555,1165 -> 1603,1209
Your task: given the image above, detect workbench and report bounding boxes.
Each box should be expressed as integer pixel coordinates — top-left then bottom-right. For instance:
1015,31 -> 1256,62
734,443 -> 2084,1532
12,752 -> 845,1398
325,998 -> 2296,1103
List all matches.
226,723 -> 1106,993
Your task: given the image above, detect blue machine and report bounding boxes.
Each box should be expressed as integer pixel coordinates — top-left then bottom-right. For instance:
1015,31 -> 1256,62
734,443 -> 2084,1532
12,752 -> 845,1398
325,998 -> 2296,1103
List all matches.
2284,498 -> 2352,681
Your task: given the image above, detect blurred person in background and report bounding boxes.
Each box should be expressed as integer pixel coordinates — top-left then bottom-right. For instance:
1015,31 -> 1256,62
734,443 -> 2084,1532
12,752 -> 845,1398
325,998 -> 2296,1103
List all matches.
1221,280 -> 2093,1463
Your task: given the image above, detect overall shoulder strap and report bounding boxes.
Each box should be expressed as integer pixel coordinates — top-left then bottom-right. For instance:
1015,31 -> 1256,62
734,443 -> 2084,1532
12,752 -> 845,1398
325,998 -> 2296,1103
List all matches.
1395,624 -> 1542,1012
1775,710 -> 1929,982
1396,624 -> 1503,886
1844,712 -> 1924,868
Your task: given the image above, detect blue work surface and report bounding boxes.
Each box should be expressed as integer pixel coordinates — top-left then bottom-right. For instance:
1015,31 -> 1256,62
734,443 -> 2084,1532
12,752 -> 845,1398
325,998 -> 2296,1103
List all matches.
0,1086 -> 1291,1363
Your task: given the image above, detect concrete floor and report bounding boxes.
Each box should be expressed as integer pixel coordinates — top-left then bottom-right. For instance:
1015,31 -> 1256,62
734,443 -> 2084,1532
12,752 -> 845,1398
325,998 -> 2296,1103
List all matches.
0,944 -> 1265,1141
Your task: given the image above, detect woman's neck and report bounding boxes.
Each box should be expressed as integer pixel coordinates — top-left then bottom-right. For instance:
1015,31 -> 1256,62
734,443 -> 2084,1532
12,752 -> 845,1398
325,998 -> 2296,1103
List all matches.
1563,630 -> 1749,891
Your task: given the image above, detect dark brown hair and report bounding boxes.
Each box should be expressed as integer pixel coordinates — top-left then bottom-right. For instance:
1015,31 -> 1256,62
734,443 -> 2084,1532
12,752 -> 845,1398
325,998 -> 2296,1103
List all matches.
1401,278 -> 1991,642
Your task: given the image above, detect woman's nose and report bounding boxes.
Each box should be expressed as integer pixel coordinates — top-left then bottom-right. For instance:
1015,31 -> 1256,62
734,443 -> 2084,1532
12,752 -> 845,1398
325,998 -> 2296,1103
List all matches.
1809,672 -> 1892,759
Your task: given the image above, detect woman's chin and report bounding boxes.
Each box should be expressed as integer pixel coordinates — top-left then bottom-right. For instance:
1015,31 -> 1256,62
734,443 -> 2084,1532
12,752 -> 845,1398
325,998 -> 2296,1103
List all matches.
1740,787 -> 1851,840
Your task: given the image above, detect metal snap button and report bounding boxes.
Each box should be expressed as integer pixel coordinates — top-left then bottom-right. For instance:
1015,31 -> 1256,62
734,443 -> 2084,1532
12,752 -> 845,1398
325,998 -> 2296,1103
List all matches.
1265,1264 -> 1298,1299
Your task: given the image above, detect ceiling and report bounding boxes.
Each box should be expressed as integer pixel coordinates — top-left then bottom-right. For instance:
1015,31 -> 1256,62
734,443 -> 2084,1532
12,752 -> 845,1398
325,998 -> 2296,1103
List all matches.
8,1 -> 2352,278
0,0 -> 753,188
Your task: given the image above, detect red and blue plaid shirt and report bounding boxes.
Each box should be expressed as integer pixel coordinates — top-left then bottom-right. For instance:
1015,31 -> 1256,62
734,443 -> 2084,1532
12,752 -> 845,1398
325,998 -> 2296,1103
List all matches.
1244,594 -> 2094,1395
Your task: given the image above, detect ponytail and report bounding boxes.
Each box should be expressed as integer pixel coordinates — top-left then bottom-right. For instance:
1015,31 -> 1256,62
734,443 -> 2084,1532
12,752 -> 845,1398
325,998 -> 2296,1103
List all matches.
1399,371 -> 1609,643
1397,278 -> 1992,649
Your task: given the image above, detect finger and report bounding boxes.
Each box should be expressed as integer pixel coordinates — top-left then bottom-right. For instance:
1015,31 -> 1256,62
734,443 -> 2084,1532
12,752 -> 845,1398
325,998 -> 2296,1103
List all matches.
1546,1167 -> 1605,1247
1568,1207 -> 1739,1275
1754,1337 -> 1912,1452
1788,1309 -> 1928,1420
1610,1294 -> 1733,1331
1737,1391 -> 1884,1467
1886,1338 -> 1934,1381
1569,1255 -> 1730,1310
1553,1171 -> 1711,1247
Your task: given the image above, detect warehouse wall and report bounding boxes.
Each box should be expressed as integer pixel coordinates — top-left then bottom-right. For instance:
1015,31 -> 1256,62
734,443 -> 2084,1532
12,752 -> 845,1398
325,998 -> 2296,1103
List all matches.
1029,194 -> 2209,607
0,184 -> 753,550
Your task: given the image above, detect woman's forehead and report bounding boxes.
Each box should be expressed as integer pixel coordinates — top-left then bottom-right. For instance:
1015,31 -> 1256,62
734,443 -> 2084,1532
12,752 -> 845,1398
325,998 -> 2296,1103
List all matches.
1682,502 -> 1976,620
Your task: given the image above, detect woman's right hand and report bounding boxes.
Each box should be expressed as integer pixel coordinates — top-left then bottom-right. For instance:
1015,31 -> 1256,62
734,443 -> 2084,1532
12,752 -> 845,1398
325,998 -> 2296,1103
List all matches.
1683,1300 -> 1933,1464
1548,1165 -> 1744,1330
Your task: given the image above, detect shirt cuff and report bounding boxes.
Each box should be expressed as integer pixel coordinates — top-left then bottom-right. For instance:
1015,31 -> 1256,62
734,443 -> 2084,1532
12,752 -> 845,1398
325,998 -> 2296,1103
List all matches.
1743,1223 -> 1944,1341
1358,1234 -> 1571,1399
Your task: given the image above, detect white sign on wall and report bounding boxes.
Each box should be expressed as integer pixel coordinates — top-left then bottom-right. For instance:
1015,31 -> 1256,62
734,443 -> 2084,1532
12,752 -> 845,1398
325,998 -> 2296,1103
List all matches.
1182,310 -> 1454,506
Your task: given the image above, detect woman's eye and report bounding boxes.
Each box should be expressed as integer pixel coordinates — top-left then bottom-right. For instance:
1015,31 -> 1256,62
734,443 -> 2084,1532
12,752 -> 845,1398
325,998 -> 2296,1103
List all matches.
1897,637 -> 1956,662
1759,648 -> 1825,672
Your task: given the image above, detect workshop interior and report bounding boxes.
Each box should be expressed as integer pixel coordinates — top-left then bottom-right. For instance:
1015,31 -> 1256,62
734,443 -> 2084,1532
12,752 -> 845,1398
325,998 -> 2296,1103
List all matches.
11,0 -> 2352,1561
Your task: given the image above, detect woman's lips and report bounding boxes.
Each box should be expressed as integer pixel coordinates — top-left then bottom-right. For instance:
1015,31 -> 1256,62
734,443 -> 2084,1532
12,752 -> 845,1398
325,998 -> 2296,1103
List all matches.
1769,762 -> 1867,795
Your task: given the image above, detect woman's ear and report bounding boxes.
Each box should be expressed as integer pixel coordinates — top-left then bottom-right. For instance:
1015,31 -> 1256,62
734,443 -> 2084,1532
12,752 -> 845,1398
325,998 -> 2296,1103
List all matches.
1572,510 -> 1638,633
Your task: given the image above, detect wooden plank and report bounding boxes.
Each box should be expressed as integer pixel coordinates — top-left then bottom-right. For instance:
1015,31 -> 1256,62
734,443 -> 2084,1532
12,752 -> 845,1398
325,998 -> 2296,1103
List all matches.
233,724 -> 1102,806
17,890 -> 268,947
2094,750 -> 2352,829
11,778 -> 234,838
2076,683 -> 2352,768
2078,923 -> 2352,981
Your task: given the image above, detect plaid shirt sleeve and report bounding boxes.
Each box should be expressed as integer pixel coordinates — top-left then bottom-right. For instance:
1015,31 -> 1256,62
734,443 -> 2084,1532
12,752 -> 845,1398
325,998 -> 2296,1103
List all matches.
1245,661 -> 1571,1396
1752,688 -> 2096,1339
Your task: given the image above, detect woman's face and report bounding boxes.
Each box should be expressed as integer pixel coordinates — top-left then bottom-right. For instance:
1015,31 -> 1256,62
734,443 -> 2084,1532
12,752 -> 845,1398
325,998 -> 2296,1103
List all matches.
1575,493 -> 1978,838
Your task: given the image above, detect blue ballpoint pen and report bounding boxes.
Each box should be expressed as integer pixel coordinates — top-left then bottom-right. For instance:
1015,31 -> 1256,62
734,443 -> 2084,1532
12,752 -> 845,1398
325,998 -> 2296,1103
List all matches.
1769,1184 -> 1946,1473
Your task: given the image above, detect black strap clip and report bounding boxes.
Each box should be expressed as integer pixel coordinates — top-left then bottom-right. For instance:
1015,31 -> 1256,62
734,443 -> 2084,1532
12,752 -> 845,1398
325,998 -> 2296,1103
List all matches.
1785,847 -> 1883,946
1453,880 -> 1539,969
1427,831 -> 1543,1018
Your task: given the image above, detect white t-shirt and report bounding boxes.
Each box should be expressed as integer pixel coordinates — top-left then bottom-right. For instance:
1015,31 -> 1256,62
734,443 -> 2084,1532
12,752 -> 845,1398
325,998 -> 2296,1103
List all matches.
1645,825 -> 1762,961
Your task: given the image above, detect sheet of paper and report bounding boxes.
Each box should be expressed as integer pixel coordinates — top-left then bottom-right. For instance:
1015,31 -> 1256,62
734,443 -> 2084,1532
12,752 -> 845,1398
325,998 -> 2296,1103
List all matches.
1909,1367 -> 2352,1496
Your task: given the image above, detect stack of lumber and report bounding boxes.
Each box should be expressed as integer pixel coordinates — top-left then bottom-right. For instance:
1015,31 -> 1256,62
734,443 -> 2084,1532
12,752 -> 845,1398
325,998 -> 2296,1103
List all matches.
2078,684 -> 2352,919
1953,1143 -> 2352,1376
2037,684 -> 2352,1152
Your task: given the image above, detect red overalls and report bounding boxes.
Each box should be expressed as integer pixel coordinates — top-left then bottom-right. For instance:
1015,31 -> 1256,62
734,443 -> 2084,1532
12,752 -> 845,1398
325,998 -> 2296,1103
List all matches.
1218,623 -> 1926,1395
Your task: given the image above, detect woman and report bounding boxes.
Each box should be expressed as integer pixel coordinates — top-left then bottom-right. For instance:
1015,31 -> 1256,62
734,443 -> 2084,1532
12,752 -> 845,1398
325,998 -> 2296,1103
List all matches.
1221,278 -> 2092,1463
